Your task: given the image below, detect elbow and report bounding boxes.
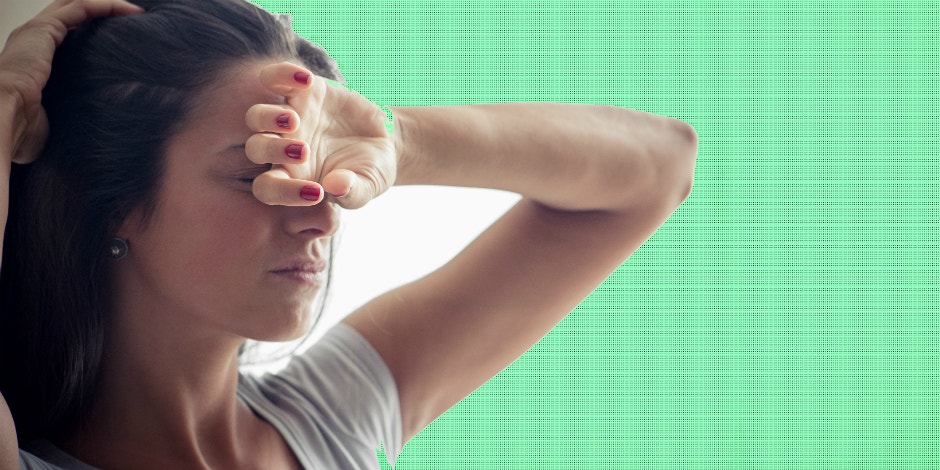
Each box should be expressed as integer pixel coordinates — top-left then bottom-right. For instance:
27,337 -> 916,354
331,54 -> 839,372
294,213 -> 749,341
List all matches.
671,119 -> 698,203
635,118 -> 697,212
588,111 -> 698,213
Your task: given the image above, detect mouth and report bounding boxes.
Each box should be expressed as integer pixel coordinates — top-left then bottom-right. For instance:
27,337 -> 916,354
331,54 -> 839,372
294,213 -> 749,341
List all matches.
270,260 -> 327,286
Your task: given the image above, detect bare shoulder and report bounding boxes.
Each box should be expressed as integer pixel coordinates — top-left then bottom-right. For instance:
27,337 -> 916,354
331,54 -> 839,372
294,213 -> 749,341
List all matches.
0,391 -> 18,470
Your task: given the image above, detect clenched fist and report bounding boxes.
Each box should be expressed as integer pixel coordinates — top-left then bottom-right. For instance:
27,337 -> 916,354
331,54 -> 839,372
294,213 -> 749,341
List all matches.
244,62 -> 397,209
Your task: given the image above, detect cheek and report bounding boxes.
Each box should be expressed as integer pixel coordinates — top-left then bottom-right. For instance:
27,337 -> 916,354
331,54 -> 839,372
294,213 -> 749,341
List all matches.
190,207 -> 269,272
194,206 -> 265,253
146,187 -> 274,293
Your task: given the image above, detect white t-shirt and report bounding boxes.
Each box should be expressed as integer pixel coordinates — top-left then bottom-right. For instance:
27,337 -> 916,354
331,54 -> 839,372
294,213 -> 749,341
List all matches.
18,323 -> 403,469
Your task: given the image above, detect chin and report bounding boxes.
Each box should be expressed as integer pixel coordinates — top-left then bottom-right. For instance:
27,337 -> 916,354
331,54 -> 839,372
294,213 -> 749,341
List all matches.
249,308 -> 315,342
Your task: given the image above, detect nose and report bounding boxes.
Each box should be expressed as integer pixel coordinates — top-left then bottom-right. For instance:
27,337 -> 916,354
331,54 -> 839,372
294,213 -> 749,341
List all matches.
281,200 -> 340,239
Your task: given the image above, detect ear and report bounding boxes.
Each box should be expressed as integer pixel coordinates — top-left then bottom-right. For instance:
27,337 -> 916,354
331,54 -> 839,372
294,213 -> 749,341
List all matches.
115,206 -> 148,241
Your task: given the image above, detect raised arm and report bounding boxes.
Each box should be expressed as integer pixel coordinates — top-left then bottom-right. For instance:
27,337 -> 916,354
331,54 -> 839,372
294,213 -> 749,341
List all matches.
0,91 -> 16,272
343,103 -> 697,442
0,83 -> 22,470
242,62 -> 696,449
0,1 -> 144,466
0,0 -> 144,264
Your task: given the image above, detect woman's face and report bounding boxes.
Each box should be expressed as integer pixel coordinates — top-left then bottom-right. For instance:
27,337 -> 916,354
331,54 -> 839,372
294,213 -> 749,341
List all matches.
115,61 -> 338,343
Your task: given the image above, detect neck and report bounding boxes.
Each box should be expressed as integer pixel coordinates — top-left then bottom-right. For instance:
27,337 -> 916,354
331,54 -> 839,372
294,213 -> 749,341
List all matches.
58,276 -> 257,469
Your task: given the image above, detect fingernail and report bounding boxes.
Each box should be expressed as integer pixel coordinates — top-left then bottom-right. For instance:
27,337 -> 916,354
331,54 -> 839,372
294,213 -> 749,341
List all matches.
277,114 -> 291,129
285,144 -> 303,159
300,185 -> 321,201
294,72 -> 311,85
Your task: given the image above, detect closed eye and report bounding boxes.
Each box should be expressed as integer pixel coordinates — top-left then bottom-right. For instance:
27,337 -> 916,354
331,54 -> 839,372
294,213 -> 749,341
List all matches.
234,164 -> 272,184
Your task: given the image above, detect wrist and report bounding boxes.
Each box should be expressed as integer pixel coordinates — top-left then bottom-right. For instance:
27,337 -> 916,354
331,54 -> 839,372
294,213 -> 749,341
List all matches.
388,106 -> 418,186
0,88 -> 22,166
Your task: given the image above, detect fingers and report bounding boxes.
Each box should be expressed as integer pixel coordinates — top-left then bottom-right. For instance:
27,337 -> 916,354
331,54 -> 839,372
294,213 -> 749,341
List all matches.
37,0 -> 144,44
98,0 -> 147,16
258,62 -> 317,96
245,133 -> 308,165
252,166 -> 325,206
321,168 -> 385,210
245,104 -> 299,134
321,169 -> 355,200
57,0 -> 146,24
248,61 -> 393,209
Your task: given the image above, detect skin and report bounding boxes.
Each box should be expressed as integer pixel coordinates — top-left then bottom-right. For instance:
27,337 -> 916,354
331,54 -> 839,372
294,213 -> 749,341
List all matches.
0,2 -> 698,468
60,63 -> 336,468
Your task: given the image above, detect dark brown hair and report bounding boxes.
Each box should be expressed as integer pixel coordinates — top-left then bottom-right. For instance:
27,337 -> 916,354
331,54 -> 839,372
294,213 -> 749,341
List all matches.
0,0 -> 341,441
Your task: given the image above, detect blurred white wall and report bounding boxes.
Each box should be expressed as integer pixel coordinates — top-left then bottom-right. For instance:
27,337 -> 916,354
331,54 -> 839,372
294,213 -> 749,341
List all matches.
1,0 -> 45,47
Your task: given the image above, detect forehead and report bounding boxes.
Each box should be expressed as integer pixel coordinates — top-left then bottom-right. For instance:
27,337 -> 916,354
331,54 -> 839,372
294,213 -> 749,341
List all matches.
206,61 -> 285,104
183,61 -> 287,143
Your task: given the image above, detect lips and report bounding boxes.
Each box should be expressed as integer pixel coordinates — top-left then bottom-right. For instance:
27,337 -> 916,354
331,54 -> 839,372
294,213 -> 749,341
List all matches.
270,259 -> 327,285
271,260 -> 327,273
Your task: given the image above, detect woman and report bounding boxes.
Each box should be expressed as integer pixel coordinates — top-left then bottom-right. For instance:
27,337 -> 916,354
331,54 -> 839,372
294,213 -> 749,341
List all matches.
0,0 -> 697,468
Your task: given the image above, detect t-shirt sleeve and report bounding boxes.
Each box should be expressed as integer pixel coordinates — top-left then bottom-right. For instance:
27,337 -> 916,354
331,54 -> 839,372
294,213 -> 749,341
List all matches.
243,323 -> 403,468
18,450 -> 53,470
18,439 -> 97,470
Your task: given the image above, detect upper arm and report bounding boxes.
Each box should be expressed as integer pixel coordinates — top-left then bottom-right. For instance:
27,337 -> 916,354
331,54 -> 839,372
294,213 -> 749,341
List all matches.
344,196 -> 680,444
1,391 -> 18,470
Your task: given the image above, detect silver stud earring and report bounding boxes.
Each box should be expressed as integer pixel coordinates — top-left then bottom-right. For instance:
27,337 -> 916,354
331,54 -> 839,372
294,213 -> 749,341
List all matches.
109,237 -> 128,260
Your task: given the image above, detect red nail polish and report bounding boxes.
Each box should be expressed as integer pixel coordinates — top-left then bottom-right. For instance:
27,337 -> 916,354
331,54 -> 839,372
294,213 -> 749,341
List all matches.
300,185 -> 321,201
285,144 -> 303,159
277,114 -> 291,129
294,72 -> 311,85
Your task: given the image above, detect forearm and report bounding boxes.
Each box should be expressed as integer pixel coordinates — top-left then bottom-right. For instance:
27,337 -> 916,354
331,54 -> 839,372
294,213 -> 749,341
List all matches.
0,100 -> 15,463
0,93 -> 18,264
391,103 -> 697,212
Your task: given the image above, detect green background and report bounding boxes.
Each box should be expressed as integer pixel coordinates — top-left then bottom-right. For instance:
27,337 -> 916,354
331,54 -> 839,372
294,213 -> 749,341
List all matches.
254,0 -> 938,468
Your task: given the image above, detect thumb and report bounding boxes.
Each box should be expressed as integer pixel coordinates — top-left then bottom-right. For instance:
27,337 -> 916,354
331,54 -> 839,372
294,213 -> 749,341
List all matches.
321,169 -> 380,209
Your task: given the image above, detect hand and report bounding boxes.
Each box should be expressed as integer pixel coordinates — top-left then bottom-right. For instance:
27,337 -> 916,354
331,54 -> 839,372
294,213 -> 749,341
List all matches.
245,62 -> 397,210
0,0 -> 144,164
